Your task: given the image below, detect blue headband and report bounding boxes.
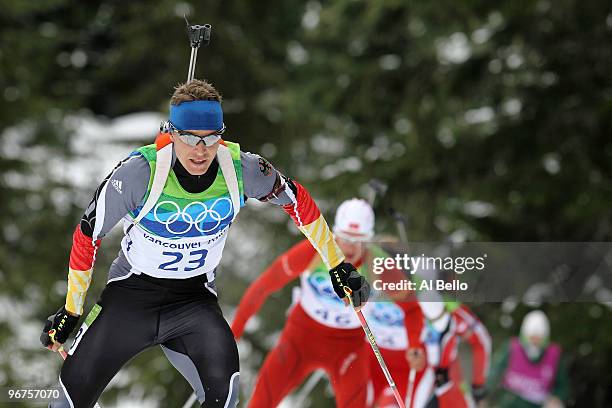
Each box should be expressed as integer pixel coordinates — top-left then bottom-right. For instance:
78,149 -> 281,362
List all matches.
169,100 -> 223,130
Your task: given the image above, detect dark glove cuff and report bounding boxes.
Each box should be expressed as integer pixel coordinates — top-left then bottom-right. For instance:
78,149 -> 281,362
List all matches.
330,262 -> 351,276
40,319 -> 54,347
434,367 -> 449,387
52,306 -> 80,343
472,384 -> 487,401
329,262 -> 351,297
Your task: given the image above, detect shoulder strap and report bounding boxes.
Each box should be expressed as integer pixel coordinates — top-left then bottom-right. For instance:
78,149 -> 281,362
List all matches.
133,134 -> 173,225
216,143 -> 241,220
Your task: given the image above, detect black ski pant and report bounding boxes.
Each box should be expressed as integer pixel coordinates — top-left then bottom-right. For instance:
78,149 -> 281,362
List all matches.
50,273 -> 239,408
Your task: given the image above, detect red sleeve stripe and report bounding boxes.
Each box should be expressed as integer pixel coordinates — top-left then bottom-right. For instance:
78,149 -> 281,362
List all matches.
69,225 -> 100,271
282,181 -> 321,226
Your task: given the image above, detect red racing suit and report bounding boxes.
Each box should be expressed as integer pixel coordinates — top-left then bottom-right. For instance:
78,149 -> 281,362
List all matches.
377,302 -> 489,408
449,304 -> 491,393
232,239 -> 368,407
232,239 -> 402,408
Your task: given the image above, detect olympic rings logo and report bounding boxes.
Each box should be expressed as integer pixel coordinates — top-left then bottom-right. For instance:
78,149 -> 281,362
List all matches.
153,197 -> 233,235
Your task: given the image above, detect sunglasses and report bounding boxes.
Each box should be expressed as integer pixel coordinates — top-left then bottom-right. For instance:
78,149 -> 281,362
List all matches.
162,121 -> 225,147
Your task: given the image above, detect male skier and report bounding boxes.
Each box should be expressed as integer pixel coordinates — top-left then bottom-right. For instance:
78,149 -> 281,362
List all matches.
486,310 -> 568,408
447,302 -> 491,407
403,300 -> 471,408
372,301 -> 490,408
40,79 -> 370,408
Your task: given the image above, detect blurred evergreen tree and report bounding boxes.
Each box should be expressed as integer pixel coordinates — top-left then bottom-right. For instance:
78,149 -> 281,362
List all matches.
1,0 -> 611,406
278,1 -> 612,406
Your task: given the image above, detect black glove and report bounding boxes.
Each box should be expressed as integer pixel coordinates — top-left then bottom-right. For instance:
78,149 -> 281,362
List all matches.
434,367 -> 450,387
329,262 -> 371,307
40,306 -> 80,347
472,384 -> 487,403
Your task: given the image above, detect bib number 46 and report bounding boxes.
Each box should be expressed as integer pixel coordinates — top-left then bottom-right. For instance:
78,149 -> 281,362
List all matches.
159,249 -> 208,272
314,309 -> 353,326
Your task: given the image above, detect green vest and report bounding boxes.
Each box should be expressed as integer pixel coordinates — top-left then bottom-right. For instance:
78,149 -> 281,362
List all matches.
129,141 -> 244,239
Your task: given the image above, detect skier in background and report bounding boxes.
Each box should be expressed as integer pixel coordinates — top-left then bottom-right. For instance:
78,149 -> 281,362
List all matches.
232,199 -> 399,408
372,301 -> 490,408
447,302 -> 491,407
486,310 -> 569,408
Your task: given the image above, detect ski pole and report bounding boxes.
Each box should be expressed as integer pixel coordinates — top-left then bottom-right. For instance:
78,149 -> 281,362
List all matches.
406,368 -> 416,408
367,179 -> 409,243
367,179 -> 388,207
343,287 -> 406,408
48,330 -> 103,408
388,208 -> 408,243
294,370 -> 325,407
181,392 -> 198,408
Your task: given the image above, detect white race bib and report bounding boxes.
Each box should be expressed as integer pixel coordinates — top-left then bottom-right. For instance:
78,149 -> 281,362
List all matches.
120,219 -> 230,279
299,270 -> 360,329
361,301 -> 407,350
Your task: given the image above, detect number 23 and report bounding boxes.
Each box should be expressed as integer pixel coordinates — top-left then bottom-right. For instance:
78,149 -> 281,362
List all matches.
158,249 -> 208,272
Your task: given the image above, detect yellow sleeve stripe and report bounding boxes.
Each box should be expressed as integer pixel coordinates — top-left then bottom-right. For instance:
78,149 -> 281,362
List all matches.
66,268 -> 93,315
298,214 -> 345,269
